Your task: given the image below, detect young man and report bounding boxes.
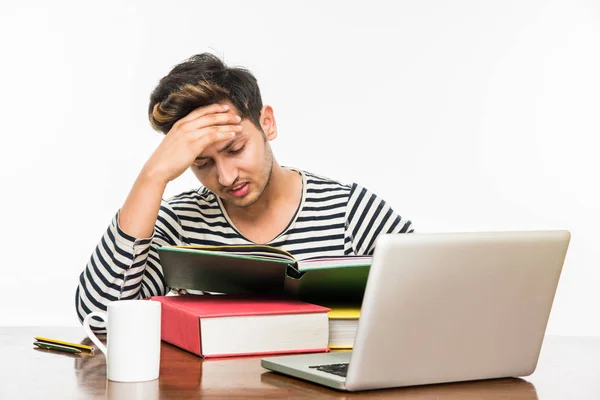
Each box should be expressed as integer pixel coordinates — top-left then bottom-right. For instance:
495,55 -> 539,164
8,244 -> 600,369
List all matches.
76,53 -> 414,332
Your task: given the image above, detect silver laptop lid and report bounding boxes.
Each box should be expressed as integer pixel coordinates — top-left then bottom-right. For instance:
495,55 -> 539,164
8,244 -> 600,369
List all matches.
345,230 -> 570,391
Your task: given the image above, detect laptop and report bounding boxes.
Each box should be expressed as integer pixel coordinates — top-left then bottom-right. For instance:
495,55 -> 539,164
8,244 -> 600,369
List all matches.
261,230 -> 570,391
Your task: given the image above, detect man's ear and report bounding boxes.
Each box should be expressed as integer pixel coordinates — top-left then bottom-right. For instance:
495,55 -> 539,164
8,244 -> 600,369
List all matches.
260,105 -> 277,141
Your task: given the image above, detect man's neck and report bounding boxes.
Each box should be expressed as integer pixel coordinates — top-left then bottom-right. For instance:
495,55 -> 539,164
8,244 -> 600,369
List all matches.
224,162 -> 301,223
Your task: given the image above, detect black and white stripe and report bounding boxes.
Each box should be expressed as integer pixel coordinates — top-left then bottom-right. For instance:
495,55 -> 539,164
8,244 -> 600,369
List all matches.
75,169 -> 413,332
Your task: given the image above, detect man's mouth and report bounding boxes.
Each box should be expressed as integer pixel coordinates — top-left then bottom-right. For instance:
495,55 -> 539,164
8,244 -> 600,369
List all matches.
227,182 -> 250,197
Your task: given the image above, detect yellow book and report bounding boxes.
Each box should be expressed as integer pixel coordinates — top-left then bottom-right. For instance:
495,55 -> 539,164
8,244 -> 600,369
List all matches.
327,307 -> 360,349
328,307 -> 360,320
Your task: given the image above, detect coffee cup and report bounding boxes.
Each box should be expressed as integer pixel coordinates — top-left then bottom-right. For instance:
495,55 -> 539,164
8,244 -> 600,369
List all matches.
82,300 -> 161,382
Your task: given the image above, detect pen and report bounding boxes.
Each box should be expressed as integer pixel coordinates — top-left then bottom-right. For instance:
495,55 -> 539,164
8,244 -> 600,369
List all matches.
34,336 -> 95,353
34,341 -> 82,354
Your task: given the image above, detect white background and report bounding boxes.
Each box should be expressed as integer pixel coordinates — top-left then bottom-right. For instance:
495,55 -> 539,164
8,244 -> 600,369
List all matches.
0,0 -> 598,335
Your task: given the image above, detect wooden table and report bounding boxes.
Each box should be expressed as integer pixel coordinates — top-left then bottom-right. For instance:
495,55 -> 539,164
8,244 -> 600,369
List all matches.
1,327 -> 598,399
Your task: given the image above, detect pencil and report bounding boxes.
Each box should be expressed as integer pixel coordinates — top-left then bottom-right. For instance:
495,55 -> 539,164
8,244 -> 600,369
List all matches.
34,336 -> 95,352
34,341 -> 82,354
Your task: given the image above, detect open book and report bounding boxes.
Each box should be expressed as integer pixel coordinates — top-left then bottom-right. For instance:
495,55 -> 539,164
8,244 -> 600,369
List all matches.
157,245 -> 372,303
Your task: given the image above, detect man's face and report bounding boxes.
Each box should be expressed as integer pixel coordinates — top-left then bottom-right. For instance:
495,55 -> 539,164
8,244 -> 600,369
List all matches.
190,102 -> 275,208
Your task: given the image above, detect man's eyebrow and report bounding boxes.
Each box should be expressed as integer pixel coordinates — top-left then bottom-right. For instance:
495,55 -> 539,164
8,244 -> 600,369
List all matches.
195,138 -> 239,160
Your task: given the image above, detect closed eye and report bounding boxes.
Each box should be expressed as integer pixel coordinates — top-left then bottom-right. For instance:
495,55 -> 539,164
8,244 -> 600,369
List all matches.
228,145 -> 246,155
193,159 -> 212,169
194,142 -> 246,169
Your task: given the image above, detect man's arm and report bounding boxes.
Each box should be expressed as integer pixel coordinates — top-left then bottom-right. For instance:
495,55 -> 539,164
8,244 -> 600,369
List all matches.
75,103 -> 243,332
75,201 -> 184,333
119,103 -> 241,238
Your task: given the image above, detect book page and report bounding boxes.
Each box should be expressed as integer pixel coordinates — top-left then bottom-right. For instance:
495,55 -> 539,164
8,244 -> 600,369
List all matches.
170,245 -> 295,262
296,256 -> 372,271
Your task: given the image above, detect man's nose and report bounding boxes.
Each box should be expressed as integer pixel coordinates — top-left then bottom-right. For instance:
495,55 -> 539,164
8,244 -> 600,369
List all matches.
216,161 -> 238,188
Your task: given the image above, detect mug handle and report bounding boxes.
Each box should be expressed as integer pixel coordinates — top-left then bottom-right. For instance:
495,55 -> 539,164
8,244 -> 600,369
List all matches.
83,311 -> 108,356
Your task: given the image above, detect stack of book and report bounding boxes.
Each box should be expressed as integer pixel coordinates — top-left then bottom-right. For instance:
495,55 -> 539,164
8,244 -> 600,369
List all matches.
154,244 -> 369,357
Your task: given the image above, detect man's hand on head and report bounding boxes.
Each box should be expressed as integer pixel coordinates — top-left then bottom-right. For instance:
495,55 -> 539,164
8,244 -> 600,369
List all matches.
141,103 -> 243,185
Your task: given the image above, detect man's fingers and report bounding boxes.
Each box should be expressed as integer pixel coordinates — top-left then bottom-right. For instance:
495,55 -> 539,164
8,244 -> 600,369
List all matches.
194,130 -> 236,150
179,111 -> 241,133
175,103 -> 230,127
192,124 -> 242,143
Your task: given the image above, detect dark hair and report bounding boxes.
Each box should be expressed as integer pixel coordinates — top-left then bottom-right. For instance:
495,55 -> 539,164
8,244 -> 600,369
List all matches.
148,53 -> 263,134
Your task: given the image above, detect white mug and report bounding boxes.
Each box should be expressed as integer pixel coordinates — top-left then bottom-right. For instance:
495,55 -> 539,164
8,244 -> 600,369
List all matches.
106,379 -> 159,400
83,300 -> 162,382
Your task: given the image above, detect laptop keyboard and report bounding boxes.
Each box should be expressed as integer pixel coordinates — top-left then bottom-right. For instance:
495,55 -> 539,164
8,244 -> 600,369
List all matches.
309,363 -> 349,377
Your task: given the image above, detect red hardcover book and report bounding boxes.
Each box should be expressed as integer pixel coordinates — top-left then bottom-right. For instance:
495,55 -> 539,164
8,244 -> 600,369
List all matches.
151,295 -> 331,358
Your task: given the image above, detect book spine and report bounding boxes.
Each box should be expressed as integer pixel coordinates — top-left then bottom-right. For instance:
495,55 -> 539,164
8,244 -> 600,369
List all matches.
282,263 -> 302,297
158,299 -> 203,356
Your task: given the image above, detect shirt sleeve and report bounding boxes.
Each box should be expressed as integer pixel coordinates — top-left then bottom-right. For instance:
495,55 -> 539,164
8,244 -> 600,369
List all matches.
75,200 -> 185,333
344,183 -> 414,256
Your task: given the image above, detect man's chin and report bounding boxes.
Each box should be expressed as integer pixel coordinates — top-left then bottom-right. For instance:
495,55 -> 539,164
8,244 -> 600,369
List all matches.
222,192 -> 260,209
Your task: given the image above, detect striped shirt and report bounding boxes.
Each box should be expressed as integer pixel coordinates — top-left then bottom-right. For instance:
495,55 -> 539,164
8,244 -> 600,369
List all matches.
76,169 -> 414,331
